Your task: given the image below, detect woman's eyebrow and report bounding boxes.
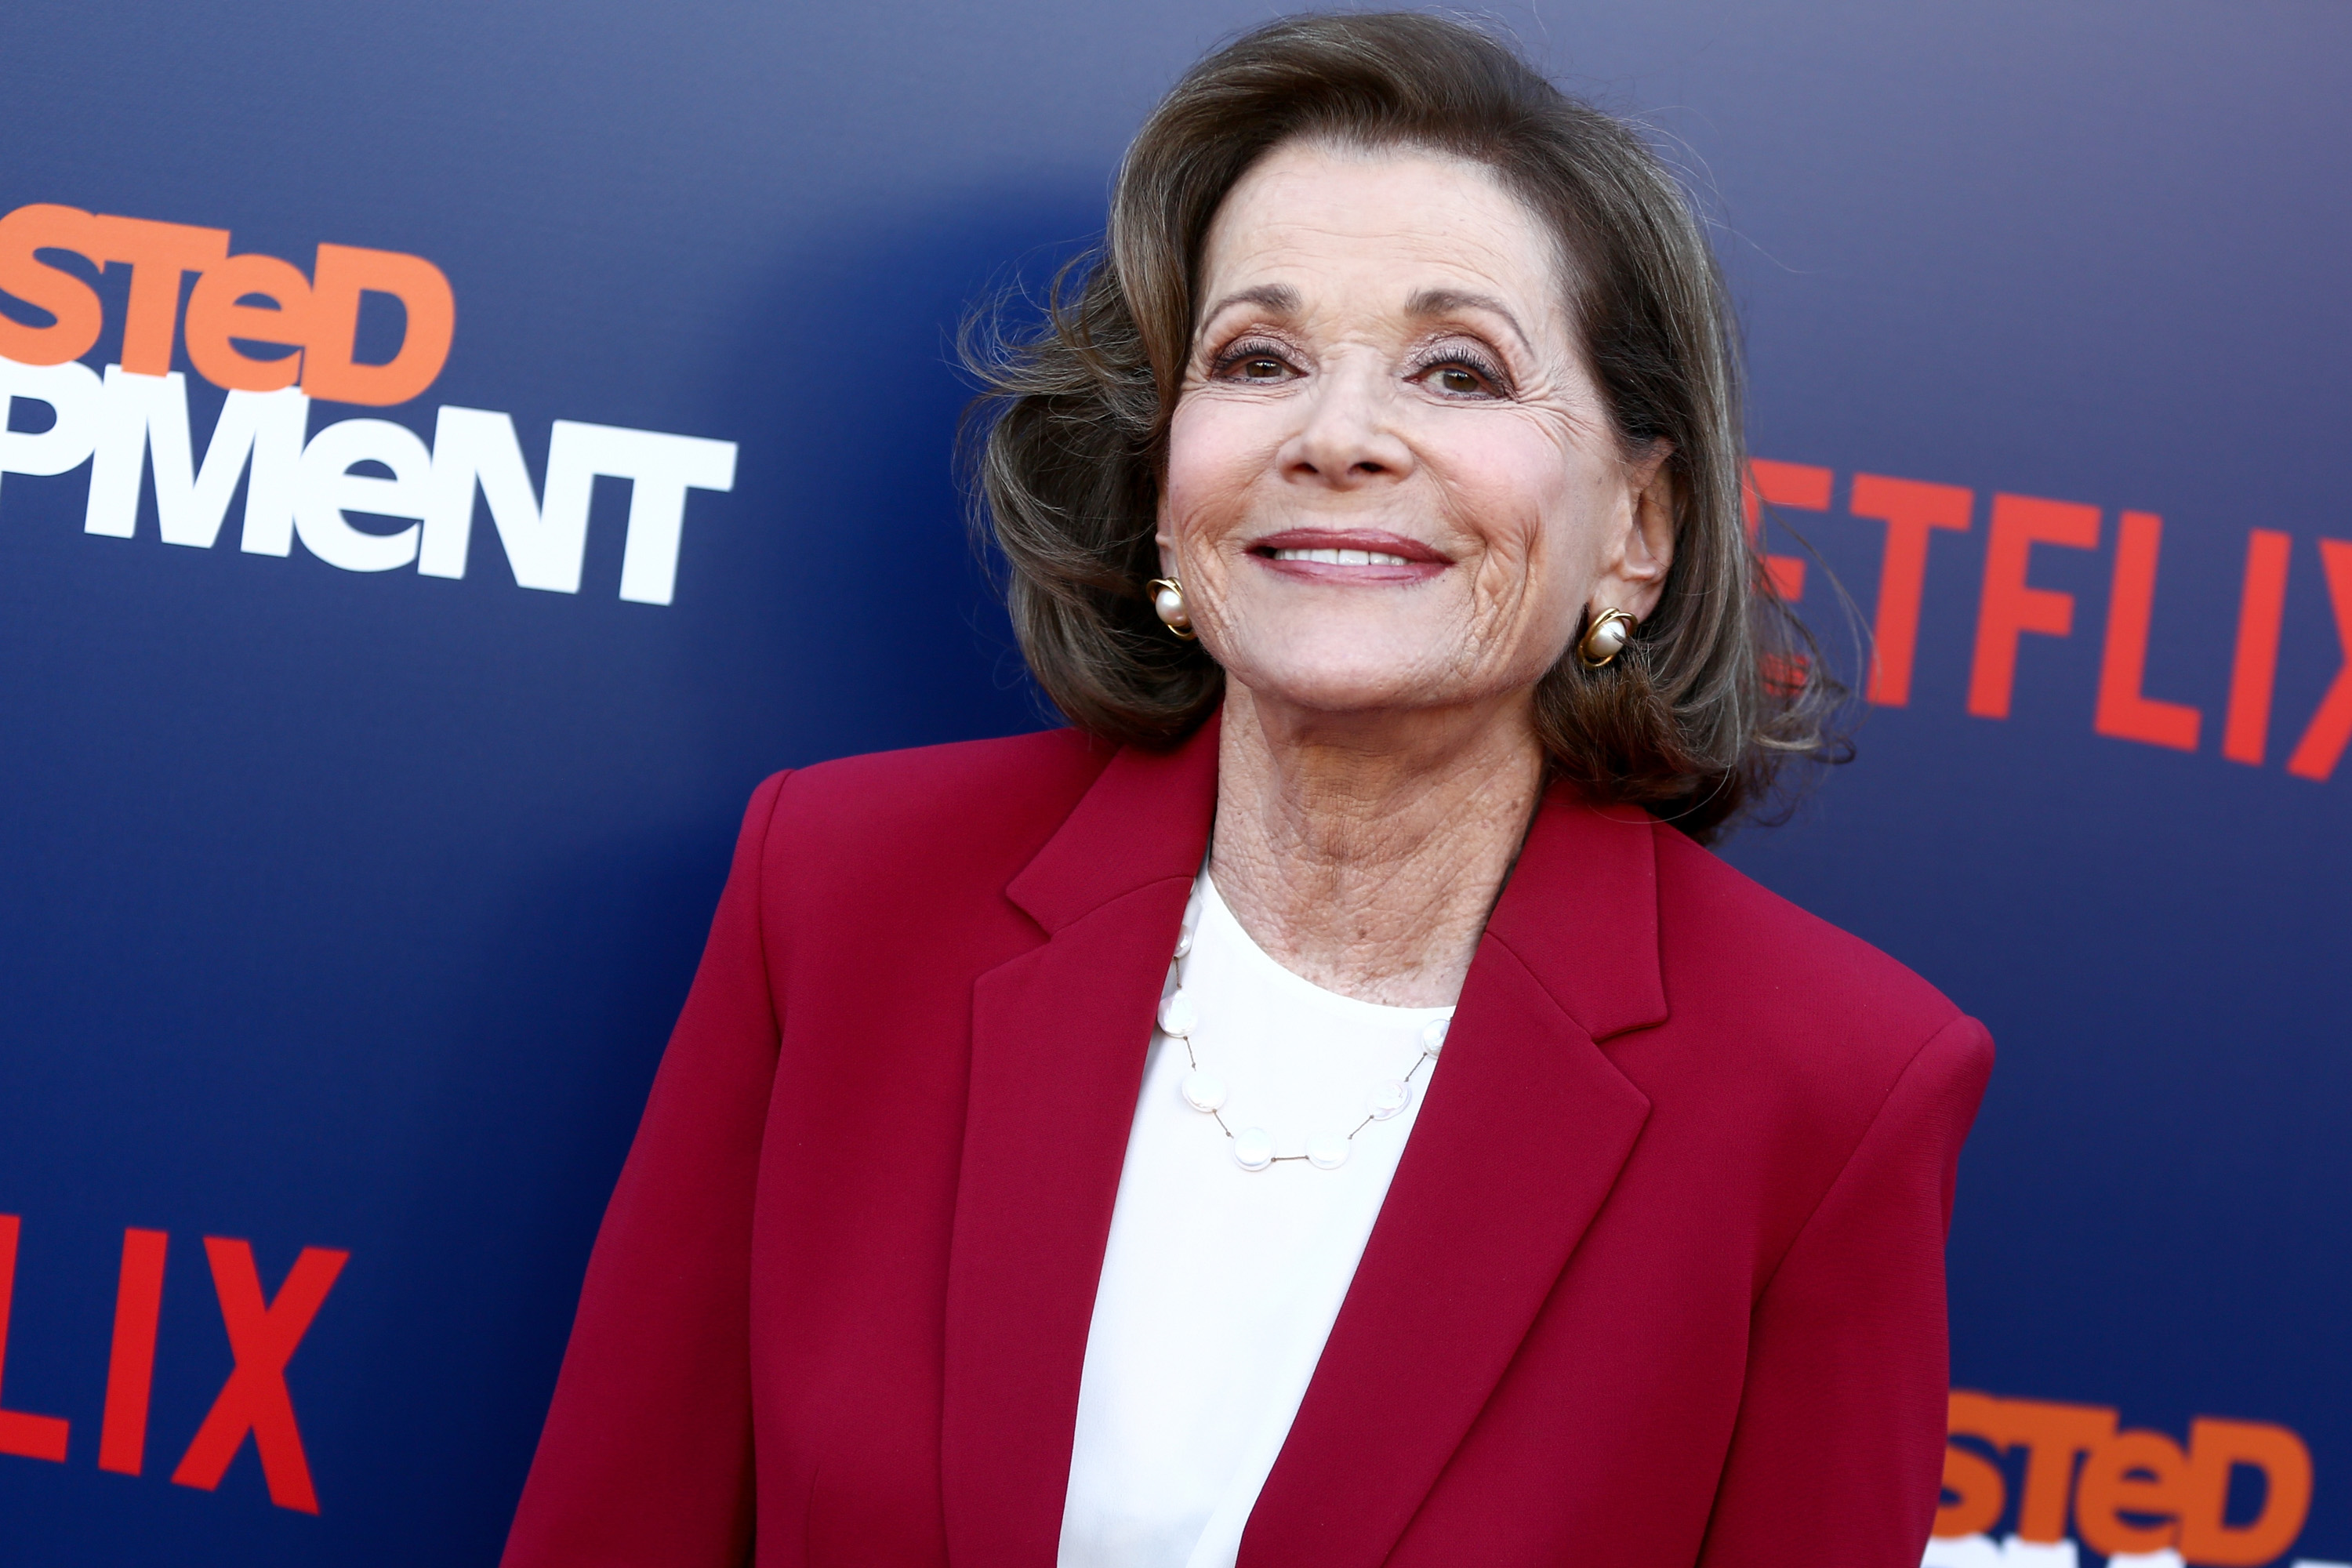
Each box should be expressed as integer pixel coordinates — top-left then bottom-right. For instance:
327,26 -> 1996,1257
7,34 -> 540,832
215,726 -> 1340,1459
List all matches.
1198,282 -> 1301,325
1406,287 -> 1531,351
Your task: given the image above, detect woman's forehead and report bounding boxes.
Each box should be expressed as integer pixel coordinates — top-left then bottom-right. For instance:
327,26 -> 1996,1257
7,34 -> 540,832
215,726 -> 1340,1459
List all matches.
1198,142 -> 1569,331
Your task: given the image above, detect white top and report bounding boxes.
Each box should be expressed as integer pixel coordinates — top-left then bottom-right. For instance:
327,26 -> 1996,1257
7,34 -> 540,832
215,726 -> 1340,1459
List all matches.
1057,872 -> 1454,1568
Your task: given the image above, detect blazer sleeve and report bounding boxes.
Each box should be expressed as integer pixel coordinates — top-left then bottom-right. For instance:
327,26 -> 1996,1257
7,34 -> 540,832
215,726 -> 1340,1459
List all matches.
1696,1013 -> 1994,1568
501,770 -> 791,1568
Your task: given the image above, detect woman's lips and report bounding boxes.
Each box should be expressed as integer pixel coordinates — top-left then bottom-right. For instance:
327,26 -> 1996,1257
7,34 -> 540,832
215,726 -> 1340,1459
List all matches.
1248,529 -> 1449,583
1269,546 -> 1417,566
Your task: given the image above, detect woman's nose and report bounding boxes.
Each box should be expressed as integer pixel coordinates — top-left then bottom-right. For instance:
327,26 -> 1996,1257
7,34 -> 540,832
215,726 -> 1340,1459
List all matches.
1276,361 -> 1415,488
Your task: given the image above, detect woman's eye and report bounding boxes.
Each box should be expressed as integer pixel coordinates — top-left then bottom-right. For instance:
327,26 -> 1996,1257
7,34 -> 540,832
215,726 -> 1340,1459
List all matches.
1416,354 -> 1504,397
1210,340 -> 1298,383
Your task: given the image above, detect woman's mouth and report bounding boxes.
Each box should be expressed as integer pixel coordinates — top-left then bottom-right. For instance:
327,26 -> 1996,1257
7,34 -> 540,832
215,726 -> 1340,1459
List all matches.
1249,529 -> 1450,582
1269,546 -> 1417,566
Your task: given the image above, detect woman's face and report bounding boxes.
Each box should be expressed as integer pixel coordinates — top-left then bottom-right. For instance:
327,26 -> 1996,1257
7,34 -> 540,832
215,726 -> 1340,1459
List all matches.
1160,140 -> 1675,723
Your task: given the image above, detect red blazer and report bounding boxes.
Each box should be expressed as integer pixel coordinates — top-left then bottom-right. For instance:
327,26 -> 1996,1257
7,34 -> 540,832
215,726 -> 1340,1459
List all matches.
503,720 -> 1992,1568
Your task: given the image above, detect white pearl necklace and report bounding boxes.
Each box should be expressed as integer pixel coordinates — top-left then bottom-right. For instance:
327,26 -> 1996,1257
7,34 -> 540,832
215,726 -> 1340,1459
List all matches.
1156,921 -> 1449,1173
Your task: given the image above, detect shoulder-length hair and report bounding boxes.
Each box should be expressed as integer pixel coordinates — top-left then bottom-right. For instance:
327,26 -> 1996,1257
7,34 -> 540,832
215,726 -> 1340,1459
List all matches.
965,10 -> 1844,841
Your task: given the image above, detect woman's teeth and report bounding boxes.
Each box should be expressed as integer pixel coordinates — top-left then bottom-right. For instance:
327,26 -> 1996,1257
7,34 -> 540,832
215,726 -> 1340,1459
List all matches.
1271,547 -> 1413,565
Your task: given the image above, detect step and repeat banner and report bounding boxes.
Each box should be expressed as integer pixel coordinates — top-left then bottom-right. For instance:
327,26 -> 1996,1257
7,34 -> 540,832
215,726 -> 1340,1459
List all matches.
0,1 -> 2343,1563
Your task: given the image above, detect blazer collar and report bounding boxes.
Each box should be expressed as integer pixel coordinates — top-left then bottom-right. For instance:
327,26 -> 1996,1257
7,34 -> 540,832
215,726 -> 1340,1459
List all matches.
942,720 -> 1219,1566
1004,711 -> 1222,935
942,724 -> 1668,1568
1482,785 -> 1668,1044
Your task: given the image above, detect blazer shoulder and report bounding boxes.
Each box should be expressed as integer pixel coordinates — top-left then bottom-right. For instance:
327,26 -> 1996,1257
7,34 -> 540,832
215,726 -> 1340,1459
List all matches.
1650,824 -> 1980,1073
1640,827 -> 1993,1254
757,727 -> 1115,892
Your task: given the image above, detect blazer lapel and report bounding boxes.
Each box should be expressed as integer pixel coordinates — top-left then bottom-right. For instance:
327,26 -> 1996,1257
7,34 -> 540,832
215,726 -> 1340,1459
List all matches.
940,720 -> 1219,1566
1240,789 -> 1668,1568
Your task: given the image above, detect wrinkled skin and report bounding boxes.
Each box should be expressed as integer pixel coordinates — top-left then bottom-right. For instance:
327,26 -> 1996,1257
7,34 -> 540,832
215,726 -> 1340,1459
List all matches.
1159,140 -> 1675,1004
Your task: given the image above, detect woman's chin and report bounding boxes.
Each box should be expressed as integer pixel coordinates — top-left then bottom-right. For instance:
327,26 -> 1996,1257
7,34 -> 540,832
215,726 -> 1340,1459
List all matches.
1230,663 -> 1489,720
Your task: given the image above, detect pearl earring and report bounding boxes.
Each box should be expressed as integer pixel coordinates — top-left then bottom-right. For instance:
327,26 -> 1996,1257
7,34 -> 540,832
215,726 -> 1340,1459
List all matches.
1578,607 -> 1636,668
1147,578 -> 1197,641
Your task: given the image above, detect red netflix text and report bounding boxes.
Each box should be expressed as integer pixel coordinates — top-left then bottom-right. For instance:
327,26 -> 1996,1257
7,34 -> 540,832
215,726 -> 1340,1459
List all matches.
1749,461 -> 2352,780
0,1214 -> 347,1514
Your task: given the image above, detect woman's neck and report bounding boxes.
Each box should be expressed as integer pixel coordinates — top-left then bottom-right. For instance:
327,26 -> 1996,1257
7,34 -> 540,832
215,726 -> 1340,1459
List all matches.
1207,682 -> 1547,1007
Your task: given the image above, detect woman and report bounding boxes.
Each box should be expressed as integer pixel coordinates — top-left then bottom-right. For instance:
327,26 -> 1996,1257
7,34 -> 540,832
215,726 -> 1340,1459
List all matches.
503,14 -> 1991,1568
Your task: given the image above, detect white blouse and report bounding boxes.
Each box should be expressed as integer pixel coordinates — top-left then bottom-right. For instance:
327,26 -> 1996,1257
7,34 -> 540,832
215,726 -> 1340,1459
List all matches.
1057,872 -> 1454,1568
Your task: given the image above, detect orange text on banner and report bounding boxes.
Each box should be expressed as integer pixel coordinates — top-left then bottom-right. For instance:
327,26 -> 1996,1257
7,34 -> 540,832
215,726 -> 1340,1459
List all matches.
0,202 -> 452,406
1939,1390 -> 2314,1566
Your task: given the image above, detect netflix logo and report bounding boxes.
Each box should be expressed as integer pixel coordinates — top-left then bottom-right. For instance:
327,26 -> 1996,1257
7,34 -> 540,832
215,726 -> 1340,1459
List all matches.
0,1214 -> 347,1514
1747,459 -> 2352,779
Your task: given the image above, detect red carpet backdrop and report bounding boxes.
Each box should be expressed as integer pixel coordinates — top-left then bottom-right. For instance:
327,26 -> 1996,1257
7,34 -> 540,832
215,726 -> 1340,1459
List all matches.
0,2 -> 2343,1563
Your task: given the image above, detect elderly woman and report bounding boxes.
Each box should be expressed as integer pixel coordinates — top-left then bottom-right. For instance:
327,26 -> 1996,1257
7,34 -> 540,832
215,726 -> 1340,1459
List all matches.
503,13 -> 1991,1568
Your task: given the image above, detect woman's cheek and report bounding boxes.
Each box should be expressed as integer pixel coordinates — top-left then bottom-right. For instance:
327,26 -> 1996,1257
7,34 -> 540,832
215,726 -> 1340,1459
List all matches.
1167,395 -> 1267,488
1163,474 -> 1243,570
1441,469 -> 1561,587
1439,418 -> 1569,523
1494,435 -> 1606,586
1159,472 -> 1220,570
1443,463 -> 1588,652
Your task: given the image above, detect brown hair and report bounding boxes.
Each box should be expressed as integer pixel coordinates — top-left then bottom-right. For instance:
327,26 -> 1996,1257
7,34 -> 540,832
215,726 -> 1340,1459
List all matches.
965,11 -> 1845,840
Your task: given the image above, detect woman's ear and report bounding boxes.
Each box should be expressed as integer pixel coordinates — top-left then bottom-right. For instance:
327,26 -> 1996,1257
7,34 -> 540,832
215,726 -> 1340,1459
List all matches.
1596,443 -> 1677,620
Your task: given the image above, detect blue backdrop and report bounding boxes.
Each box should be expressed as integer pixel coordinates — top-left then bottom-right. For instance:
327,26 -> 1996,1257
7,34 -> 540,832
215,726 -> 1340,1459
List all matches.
0,2 -> 2344,1563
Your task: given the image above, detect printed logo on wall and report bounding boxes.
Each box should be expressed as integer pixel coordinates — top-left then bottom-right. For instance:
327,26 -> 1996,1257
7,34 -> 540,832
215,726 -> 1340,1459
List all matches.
0,198 -> 746,1521
1744,459 -> 2352,782
0,201 -> 739,607
0,1215 -> 344,1513
1933,1392 -> 2336,1568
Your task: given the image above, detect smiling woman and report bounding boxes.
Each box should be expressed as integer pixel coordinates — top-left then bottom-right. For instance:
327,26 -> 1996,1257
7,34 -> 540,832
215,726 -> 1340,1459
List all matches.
502,15 -> 1993,1568
971,14 -> 1842,840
